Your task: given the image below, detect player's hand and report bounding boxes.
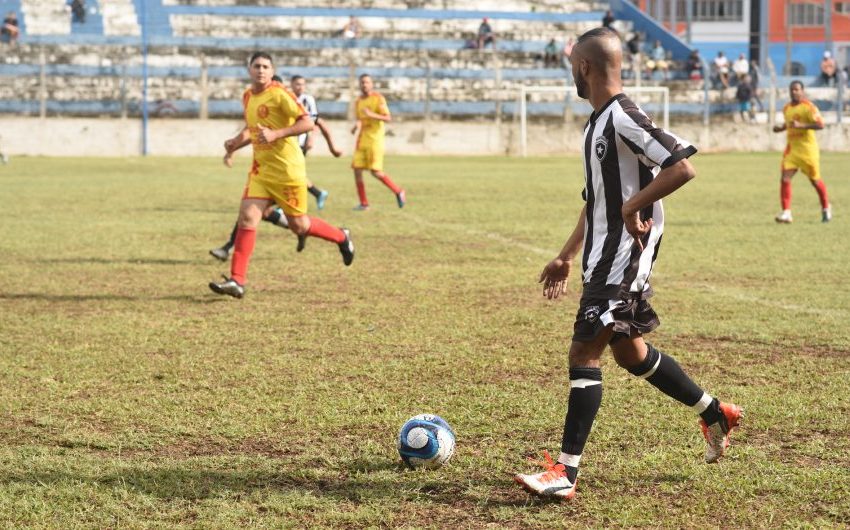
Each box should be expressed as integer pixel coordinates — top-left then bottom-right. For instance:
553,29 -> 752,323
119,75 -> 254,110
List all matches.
257,125 -> 277,144
539,258 -> 572,300
223,151 -> 234,168
623,210 -> 653,251
331,148 -> 343,157
772,124 -> 785,133
224,138 -> 238,152
350,125 -> 358,135
790,119 -> 804,129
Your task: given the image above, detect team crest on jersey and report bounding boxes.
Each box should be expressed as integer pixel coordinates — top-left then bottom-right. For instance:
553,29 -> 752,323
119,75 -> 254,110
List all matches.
584,305 -> 601,322
594,136 -> 609,161
257,104 -> 269,119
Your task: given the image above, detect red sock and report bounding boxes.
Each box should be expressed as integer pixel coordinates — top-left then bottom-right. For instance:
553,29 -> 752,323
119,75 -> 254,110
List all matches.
375,172 -> 402,194
356,180 -> 368,206
230,227 -> 256,285
781,180 -> 792,210
812,179 -> 829,209
307,217 -> 346,244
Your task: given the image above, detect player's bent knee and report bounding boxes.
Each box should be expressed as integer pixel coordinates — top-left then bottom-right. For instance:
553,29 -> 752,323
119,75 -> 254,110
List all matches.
288,217 -> 310,235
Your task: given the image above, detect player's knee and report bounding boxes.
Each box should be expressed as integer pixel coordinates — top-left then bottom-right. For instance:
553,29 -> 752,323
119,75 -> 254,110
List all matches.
288,217 -> 309,235
567,343 -> 602,368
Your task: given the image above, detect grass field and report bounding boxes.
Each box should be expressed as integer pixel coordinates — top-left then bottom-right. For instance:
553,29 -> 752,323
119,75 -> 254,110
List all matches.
1,153 -> 849,528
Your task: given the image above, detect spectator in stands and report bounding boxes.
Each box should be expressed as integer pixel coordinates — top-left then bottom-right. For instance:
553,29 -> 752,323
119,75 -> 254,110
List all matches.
820,51 -> 837,86
626,33 -> 642,79
749,59 -> 764,111
340,16 -> 361,39
562,37 -> 575,80
686,49 -> 703,83
477,18 -> 495,49
544,39 -> 559,68
646,40 -> 669,81
735,74 -> 755,122
714,51 -> 730,89
732,53 -> 749,83
70,0 -> 86,24
602,10 -> 615,29
2,11 -> 19,43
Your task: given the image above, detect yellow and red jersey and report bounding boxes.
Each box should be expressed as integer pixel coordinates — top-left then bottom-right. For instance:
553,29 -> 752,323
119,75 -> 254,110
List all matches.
783,99 -> 823,155
355,91 -> 390,149
242,81 -> 307,185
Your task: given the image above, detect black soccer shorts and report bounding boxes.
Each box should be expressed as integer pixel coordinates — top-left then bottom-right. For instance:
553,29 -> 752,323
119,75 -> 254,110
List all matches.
572,293 -> 660,344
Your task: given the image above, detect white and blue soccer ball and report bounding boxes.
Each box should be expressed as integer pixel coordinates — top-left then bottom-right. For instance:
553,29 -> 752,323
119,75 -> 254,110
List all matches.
397,414 -> 455,469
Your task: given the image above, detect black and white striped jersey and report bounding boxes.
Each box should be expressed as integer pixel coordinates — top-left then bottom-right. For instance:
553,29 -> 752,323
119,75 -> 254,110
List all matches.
580,93 -> 696,299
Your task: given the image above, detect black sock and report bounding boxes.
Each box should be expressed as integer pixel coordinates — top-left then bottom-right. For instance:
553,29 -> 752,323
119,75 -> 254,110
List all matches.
560,367 -> 602,483
699,398 -> 723,426
307,185 -> 322,199
627,343 -> 705,407
223,222 -> 238,251
263,209 -> 281,225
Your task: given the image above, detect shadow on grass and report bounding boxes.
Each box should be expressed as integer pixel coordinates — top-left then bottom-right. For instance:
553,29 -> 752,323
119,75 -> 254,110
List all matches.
0,459 -> 539,508
38,257 -> 202,265
0,293 -> 222,303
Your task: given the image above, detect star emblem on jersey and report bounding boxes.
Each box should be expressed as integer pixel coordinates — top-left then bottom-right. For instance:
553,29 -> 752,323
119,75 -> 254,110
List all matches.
594,137 -> 608,161
257,104 -> 269,118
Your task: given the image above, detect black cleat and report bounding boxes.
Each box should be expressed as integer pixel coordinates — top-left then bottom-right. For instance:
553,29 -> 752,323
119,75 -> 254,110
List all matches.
338,228 -> 354,266
297,234 -> 307,253
208,276 -> 245,298
209,247 -> 230,261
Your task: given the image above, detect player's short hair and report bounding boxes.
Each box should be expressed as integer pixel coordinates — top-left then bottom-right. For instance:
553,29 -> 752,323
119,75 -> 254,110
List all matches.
291,75 -> 305,83
271,75 -> 283,82
359,73 -> 372,81
249,51 -> 273,66
789,80 -> 804,90
576,26 -> 618,45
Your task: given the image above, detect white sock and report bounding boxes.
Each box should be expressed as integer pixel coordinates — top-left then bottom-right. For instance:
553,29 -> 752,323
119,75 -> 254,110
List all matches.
691,392 -> 714,414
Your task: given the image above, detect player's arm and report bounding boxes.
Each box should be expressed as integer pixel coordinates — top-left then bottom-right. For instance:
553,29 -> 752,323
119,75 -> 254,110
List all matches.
351,119 -> 360,135
304,127 -> 316,153
315,117 -> 343,157
621,158 -> 696,250
790,118 -> 824,130
539,205 -> 586,300
772,123 -> 786,133
362,108 -> 391,122
224,126 -> 250,153
257,114 -> 313,144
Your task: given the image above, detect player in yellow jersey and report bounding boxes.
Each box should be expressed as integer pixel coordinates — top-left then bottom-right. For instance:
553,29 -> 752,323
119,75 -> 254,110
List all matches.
209,52 -> 354,298
772,80 -> 831,223
350,74 -> 406,210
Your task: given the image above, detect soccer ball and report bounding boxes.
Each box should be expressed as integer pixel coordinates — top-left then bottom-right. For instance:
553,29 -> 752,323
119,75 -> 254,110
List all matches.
397,414 -> 455,469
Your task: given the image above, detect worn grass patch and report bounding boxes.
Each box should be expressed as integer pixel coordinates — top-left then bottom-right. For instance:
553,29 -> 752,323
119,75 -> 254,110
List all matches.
0,153 -> 848,527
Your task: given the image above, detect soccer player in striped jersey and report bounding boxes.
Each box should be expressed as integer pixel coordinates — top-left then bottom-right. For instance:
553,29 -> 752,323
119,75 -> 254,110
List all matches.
209,53 -> 354,298
350,74 -> 406,210
773,80 -> 831,223
210,74 -> 343,260
514,28 -> 741,500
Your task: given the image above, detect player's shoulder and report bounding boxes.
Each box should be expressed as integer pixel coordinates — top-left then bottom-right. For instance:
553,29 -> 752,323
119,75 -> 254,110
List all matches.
612,95 -> 650,129
801,99 -> 820,112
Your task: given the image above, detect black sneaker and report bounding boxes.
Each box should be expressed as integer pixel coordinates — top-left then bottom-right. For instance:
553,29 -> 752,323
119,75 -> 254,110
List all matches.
208,276 -> 245,298
338,228 -> 354,266
296,234 -> 307,253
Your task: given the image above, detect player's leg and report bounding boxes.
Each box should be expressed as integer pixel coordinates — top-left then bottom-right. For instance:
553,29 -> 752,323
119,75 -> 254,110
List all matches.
803,159 -> 831,222
353,167 -> 369,210
261,204 -> 290,229
210,220 -> 239,261
281,185 -> 354,266
514,304 -> 613,500
776,163 -> 797,223
368,149 -> 406,208
209,198 -> 269,297
304,179 -> 330,210
611,325 -> 741,464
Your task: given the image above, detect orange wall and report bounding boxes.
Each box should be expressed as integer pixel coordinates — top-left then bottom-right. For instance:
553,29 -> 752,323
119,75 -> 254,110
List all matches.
768,0 -> 850,42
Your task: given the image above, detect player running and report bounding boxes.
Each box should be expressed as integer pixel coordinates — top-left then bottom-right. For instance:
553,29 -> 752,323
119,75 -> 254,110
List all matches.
209,53 -> 354,298
350,74 -> 406,210
773,80 -> 831,223
210,74 -> 342,260
514,28 -> 741,500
